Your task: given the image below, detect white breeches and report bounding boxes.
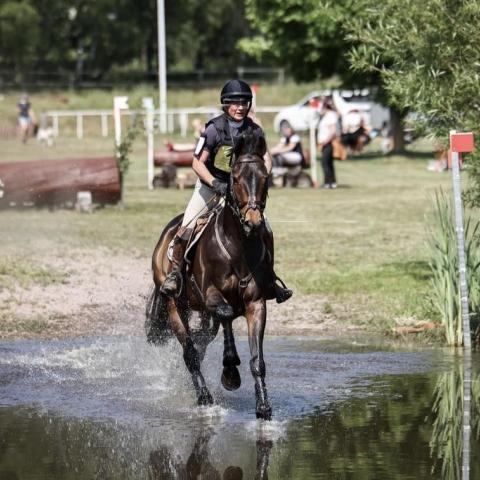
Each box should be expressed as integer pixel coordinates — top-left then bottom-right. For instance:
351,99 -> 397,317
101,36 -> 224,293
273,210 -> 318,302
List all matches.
181,179 -> 223,229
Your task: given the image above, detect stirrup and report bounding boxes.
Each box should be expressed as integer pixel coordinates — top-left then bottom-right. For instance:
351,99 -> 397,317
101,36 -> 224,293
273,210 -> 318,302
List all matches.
160,270 -> 183,298
274,284 -> 293,304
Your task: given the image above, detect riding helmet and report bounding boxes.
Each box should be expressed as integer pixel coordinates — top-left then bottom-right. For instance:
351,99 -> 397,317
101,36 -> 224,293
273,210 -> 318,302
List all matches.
220,79 -> 253,105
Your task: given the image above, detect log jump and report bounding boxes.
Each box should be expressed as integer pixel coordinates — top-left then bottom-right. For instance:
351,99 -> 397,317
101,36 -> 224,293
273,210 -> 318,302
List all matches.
0,156 -> 121,208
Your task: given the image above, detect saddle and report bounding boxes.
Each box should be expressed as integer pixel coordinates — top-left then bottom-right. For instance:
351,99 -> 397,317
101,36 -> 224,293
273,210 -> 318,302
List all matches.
167,203 -> 224,265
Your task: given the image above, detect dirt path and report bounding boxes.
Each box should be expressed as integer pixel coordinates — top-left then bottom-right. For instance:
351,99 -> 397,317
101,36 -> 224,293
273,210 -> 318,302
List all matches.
0,249 -> 360,340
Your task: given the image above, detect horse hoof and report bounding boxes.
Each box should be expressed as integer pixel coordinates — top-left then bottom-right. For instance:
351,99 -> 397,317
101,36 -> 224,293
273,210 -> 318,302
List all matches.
197,390 -> 214,406
215,304 -> 234,319
256,404 -> 272,421
221,366 -> 241,391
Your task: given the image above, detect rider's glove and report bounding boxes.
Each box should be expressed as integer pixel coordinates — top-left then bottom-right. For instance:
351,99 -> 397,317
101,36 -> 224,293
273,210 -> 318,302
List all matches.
211,179 -> 228,196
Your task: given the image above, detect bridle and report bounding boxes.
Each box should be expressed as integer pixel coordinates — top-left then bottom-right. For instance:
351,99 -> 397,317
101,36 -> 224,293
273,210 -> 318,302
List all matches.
227,154 -> 269,232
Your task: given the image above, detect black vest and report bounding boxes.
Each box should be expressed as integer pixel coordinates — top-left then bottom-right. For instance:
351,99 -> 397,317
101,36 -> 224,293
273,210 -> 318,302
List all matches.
205,114 -> 257,182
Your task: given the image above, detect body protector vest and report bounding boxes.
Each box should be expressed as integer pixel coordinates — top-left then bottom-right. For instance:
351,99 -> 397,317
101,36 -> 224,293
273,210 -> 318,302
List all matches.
204,114 -> 258,183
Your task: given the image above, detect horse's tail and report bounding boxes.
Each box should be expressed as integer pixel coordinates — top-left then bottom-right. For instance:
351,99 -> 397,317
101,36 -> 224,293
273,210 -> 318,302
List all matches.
145,284 -> 173,345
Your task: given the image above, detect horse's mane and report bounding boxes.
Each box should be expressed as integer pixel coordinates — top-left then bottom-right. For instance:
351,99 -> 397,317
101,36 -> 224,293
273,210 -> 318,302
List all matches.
232,127 -> 267,161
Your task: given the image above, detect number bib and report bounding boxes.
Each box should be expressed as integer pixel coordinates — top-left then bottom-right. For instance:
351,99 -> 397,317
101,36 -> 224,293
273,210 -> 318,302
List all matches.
214,145 -> 234,172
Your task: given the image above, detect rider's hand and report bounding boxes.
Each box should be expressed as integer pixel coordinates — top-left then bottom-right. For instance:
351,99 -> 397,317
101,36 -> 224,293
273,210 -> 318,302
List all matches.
211,179 -> 228,196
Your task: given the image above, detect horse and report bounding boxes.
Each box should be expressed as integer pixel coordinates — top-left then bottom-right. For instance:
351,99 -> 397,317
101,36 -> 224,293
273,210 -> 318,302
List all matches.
146,130 -> 275,420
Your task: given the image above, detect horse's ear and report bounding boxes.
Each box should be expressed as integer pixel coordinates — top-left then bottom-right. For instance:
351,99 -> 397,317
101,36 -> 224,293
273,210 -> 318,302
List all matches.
233,133 -> 246,159
255,136 -> 267,157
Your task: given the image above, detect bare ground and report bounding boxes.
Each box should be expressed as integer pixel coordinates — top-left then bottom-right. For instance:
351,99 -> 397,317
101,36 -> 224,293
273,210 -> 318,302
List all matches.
0,249 -> 362,341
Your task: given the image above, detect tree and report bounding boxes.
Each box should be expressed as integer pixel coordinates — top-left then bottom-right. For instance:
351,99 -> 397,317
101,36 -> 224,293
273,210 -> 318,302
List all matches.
345,0 -> 480,201
0,0 -> 40,73
241,0 -> 407,151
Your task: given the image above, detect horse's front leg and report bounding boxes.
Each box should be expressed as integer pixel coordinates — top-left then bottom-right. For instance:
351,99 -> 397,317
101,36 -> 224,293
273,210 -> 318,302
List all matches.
221,319 -> 241,391
245,299 -> 271,420
166,299 -> 213,406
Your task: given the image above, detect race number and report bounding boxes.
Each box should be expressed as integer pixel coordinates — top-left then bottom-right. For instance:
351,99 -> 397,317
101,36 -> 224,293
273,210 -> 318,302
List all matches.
194,136 -> 206,157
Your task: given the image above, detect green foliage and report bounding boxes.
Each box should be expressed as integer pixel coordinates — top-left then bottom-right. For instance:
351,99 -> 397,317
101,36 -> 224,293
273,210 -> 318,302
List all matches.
426,190 -> 480,346
115,118 -> 142,177
0,0 -> 40,70
0,0 -> 258,79
242,0 -> 356,82
345,0 -> 480,201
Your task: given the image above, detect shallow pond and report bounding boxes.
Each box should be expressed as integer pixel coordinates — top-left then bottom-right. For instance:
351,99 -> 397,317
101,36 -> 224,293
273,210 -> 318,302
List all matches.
0,336 -> 479,479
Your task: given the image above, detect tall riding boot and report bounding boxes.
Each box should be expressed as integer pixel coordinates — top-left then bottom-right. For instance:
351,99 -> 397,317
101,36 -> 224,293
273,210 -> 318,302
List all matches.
160,235 -> 189,297
269,272 -> 293,304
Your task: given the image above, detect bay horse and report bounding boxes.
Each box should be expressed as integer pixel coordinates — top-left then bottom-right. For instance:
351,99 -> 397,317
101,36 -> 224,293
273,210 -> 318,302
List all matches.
146,130 -> 275,420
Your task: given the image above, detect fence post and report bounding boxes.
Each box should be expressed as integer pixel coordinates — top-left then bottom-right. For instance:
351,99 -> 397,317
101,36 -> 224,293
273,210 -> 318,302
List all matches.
450,130 -> 474,348
179,111 -> 188,138
101,113 -> 108,137
76,114 -> 83,139
52,114 -> 59,137
143,98 -> 155,190
114,96 -> 129,150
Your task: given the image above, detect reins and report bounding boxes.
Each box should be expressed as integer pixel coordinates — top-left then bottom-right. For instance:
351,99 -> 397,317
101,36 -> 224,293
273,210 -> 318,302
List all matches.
227,154 -> 268,228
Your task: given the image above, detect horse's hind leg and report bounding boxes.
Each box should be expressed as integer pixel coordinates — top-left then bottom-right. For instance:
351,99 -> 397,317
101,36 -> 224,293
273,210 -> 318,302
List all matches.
221,319 -> 241,391
246,299 -> 272,420
166,298 -> 213,406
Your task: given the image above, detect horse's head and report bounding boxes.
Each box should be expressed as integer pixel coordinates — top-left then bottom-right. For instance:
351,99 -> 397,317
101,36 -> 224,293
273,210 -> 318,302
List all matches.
229,129 -> 269,237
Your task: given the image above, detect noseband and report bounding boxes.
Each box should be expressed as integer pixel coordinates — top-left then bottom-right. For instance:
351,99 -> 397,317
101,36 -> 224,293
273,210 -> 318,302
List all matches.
228,155 -> 268,231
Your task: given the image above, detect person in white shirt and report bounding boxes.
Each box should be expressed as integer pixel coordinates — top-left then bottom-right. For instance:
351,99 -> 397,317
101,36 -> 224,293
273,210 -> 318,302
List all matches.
317,99 -> 339,189
270,122 -> 305,167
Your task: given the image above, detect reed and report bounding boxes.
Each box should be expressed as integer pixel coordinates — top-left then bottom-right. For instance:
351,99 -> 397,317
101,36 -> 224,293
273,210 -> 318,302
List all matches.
426,190 -> 480,346
429,370 -> 463,479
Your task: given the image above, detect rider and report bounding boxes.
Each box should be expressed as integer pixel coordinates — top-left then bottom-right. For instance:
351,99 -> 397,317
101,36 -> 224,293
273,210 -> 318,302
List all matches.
160,79 -> 293,303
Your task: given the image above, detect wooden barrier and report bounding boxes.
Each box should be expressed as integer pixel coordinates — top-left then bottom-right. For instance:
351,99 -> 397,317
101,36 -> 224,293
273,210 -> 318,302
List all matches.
0,157 -> 121,207
154,150 -> 193,167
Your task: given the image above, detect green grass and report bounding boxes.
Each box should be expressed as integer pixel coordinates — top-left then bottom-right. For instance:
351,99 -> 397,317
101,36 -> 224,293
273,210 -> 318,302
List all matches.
0,257 -> 69,289
0,131 -> 461,333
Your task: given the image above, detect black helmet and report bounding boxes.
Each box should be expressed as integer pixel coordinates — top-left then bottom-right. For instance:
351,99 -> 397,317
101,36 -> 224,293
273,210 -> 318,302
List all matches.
220,79 -> 253,105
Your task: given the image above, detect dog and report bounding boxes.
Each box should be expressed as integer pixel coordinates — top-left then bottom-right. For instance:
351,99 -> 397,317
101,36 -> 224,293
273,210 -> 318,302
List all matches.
36,126 -> 55,147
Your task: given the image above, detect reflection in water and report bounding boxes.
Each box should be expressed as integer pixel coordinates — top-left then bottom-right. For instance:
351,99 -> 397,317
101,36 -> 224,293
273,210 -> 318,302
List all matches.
148,428 -> 272,480
429,356 -> 480,480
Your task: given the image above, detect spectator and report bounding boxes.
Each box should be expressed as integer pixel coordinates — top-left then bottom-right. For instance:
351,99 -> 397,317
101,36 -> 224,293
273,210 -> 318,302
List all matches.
270,122 -> 305,168
317,99 -> 339,189
17,94 -> 36,144
165,117 -> 205,152
341,108 -> 371,154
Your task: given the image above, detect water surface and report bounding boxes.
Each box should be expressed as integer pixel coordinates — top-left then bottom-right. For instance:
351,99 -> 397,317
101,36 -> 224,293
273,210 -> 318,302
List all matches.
0,336 -> 478,479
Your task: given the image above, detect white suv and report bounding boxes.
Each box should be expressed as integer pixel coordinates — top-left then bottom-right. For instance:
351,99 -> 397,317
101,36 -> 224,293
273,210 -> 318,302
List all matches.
273,89 -> 389,132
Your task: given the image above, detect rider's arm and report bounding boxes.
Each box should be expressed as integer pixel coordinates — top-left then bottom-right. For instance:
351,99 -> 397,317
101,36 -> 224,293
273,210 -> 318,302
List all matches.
192,149 -> 216,186
263,151 -> 272,174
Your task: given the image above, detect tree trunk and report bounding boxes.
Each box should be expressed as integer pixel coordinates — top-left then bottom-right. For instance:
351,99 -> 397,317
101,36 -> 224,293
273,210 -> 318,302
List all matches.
390,108 -> 406,153
0,157 -> 121,207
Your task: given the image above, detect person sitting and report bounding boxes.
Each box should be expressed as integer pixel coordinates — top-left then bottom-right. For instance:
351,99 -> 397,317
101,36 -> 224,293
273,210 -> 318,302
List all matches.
340,109 -> 371,154
270,122 -> 306,169
164,118 -> 205,152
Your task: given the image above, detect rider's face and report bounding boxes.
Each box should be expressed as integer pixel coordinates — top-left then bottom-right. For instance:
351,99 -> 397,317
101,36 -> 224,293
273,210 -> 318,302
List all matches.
227,101 -> 248,121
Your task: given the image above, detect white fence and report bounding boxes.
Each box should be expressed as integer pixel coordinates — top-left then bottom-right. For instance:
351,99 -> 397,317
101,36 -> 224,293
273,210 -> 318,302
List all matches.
45,106 -> 283,139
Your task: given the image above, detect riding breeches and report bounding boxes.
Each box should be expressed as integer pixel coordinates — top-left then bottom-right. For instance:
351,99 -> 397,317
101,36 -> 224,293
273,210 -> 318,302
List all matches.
181,179 -> 223,229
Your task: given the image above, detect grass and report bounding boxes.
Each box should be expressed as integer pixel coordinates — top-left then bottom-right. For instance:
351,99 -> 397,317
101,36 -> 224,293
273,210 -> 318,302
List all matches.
0,257 -> 69,289
0,129 -> 461,335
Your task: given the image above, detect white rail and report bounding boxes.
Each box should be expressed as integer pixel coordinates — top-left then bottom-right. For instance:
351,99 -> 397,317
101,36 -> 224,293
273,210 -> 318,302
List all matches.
45,106 -> 283,139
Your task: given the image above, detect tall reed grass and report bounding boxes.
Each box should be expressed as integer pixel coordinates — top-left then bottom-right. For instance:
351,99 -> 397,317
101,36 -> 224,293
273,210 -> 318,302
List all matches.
426,190 -> 480,346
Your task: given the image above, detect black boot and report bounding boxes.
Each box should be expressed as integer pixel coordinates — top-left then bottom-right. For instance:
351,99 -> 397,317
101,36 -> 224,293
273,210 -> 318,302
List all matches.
273,276 -> 293,304
266,275 -> 293,304
160,235 -> 188,297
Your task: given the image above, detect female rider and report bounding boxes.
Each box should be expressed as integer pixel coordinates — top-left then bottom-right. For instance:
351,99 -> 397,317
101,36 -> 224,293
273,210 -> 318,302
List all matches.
160,79 -> 292,304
